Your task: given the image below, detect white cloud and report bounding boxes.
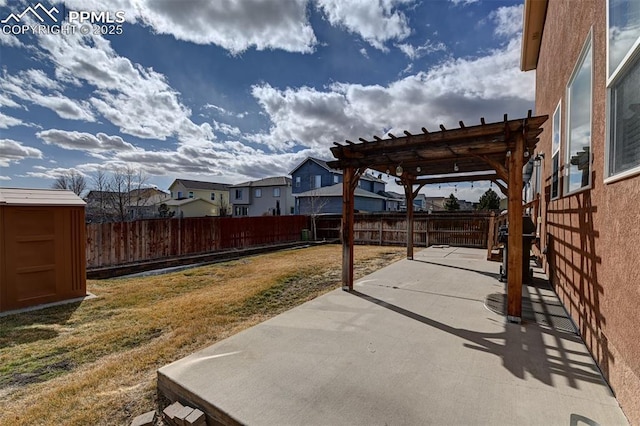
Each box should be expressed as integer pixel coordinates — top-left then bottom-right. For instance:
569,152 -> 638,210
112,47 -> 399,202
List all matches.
0,112 -> 24,129
0,139 -> 44,167
449,0 -> 479,6
251,37 -> 534,151
64,0 -> 317,55
491,4 -> 524,38
36,129 -> 138,153
0,175 -> 11,180
0,32 -> 24,48
316,0 -> 414,50
359,47 -> 369,58
397,39 -> 447,59
36,32 -> 214,144
213,120 -> 242,137
0,69 -> 96,122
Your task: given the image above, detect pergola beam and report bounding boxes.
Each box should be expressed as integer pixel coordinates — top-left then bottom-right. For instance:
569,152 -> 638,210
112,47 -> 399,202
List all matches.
402,172 -> 503,186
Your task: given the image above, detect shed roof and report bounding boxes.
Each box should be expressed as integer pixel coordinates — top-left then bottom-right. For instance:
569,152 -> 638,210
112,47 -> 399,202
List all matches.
0,187 -> 86,206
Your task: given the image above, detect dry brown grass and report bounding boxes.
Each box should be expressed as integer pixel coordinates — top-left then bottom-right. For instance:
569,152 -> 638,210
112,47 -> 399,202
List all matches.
0,245 -> 404,425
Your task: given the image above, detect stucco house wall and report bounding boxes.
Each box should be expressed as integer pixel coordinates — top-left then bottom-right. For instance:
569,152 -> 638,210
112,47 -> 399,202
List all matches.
531,0 -> 640,422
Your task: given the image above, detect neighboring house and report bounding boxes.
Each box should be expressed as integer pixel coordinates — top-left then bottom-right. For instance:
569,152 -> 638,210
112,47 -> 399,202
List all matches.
522,0 -> 640,423
290,157 -> 391,213
290,157 -> 386,195
424,196 -> 447,212
163,198 -> 218,218
377,191 -> 404,211
127,188 -> 170,220
295,183 -> 390,214
84,187 -> 169,222
230,176 -> 294,217
167,179 -> 231,217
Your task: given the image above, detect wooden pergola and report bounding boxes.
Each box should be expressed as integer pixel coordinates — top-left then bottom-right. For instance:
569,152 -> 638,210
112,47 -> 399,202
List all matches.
328,112 -> 547,322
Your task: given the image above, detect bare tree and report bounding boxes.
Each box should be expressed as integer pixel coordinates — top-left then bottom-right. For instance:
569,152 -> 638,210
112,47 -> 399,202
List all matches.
109,166 -> 149,222
52,170 -> 87,196
307,190 -> 329,240
218,192 -> 230,217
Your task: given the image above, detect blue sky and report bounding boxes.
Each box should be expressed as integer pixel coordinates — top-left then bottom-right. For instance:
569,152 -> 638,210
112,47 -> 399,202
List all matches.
0,0 -> 534,201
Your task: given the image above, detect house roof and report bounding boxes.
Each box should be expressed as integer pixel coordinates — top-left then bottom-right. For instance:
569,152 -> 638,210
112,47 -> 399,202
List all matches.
0,187 -> 86,206
163,197 -> 215,207
170,179 -> 230,191
295,183 -> 388,200
289,157 -> 385,183
377,191 -> 404,200
230,176 -> 291,188
521,0 -> 549,71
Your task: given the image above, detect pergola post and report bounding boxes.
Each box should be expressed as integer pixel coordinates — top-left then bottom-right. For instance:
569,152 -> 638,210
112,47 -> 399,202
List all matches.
403,178 -> 415,260
342,167 -> 355,291
506,132 -> 525,322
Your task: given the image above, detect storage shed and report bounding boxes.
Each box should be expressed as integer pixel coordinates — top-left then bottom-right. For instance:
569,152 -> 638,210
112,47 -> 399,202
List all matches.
0,188 -> 86,312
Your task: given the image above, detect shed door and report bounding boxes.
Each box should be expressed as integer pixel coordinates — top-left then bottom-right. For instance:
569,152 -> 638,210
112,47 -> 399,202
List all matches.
2,207 -> 61,310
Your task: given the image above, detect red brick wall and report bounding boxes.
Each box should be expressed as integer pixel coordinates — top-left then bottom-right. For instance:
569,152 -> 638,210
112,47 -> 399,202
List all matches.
535,0 -> 640,423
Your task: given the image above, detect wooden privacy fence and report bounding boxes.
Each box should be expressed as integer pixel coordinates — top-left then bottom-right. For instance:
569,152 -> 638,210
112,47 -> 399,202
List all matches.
86,215 -> 309,268
316,212 -> 492,248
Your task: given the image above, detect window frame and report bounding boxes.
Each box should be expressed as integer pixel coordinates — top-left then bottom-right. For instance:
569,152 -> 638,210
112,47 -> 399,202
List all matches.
210,192 -> 215,201
551,100 -> 562,200
235,189 -> 243,199
295,176 -> 300,188
605,0 -> 640,182
255,188 -> 262,198
273,187 -> 280,197
564,30 -> 593,196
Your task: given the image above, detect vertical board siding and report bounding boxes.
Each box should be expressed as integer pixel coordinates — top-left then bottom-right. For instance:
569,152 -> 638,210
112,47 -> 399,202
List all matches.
86,215 -> 309,268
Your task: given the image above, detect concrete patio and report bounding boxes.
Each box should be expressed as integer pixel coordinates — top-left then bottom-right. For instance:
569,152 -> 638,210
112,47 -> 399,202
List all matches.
158,246 -> 628,425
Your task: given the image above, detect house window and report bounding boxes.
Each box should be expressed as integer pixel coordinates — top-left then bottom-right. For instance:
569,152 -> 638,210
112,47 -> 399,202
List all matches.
310,175 -> 321,189
565,33 -> 592,194
235,189 -> 243,199
177,191 -> 183,199
273,187 -> 280,197
295,176 -> 300,187
170,191 -> 174,199
235,206 -> 248,216
607,0 -> 640,178
210,192 -> 215,201
551,101 -> 561,199
333,175 -> 339,184
255,188 -> 262,198
188,191 -> 194,198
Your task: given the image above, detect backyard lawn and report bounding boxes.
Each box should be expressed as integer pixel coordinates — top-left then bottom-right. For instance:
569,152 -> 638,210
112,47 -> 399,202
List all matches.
0,245 -> 404,425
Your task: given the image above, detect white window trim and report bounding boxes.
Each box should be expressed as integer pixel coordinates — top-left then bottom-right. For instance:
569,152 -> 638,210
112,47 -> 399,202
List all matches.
564,29 -> 593,197
605,1 -> 640,181
606,0 -> 640,85
551,100 -> 562,201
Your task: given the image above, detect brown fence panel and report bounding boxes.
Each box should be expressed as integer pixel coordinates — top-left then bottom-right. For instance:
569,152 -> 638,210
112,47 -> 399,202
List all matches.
86,215 -> 309,268
315,212 -> 491,248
